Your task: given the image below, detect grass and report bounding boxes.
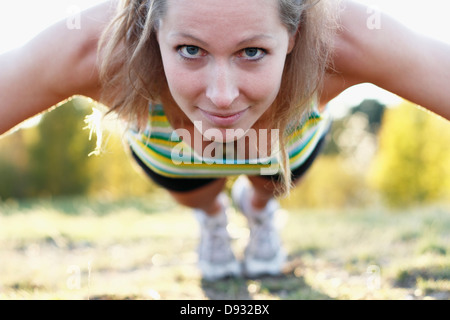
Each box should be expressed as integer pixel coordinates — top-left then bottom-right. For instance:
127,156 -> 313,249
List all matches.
0,193 -> 449,300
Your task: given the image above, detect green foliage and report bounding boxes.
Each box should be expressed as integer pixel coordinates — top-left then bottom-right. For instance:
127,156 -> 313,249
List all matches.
0,123 -> 39,198
369,101 -> 450,207
349,99 -> 385,134
26,99 -> 96,197
322,99 -> 385,156
0,97 -> 156,200
281,155 -> 372,209
86,130 -> 158,199
0,157 -> 26,198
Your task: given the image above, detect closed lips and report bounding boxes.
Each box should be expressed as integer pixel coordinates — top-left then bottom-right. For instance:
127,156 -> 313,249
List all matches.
199,108 -> 248,126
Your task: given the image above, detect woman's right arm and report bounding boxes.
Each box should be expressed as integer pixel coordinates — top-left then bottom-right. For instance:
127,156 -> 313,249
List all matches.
0,1 -> 117,135
321,0 -> 450,120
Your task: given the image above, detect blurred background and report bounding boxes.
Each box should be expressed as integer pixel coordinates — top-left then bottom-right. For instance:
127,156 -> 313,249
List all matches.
1,96 -> 448,208
0,0 -> 449,209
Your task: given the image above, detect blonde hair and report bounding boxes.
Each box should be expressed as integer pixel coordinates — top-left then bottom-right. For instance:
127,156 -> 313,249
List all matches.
99,0 -> 341,195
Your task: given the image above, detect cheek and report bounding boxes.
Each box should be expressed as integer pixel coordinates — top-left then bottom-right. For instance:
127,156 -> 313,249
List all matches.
164,65 -> 204,105
245,65 -> 284,106
159,48 -> 202,104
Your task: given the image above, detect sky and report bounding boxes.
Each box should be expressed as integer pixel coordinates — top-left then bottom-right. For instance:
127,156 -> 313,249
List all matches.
1,0 -> 449,117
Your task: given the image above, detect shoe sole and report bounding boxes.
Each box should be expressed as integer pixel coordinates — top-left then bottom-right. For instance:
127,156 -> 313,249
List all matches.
199,260 -> 242,281
244,249 -> 286,278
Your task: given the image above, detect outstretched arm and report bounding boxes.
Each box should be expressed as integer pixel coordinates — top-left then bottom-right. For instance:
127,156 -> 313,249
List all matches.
0,1 -> 116,135
322,0 -> 450,120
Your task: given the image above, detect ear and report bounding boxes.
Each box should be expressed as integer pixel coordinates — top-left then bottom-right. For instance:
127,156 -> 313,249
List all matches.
155,27 -> 160,44
287,24 -> 299,54
155,20 -> 162,43
287,32 -> 297,54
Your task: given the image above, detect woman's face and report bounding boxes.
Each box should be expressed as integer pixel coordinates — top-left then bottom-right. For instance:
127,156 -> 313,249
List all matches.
157,0 -> 294,142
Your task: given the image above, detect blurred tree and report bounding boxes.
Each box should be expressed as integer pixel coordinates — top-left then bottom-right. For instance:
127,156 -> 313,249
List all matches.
369,101 -> 450,206
350,99 -> 385,133
0,131 -> 27,198
87,130 -> 158,199
323,99 -> 385,155
26,98 -> 96,197
0,157 -> 26,199
0,124 -> 42,199
281,155 -> 372,209
0,96 -> 158,201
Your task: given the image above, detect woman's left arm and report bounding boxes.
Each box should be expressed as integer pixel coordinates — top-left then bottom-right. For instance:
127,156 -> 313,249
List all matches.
322,0 -> 450,120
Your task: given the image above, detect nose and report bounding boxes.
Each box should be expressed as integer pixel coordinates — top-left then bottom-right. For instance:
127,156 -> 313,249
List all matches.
205,61 -> 239,109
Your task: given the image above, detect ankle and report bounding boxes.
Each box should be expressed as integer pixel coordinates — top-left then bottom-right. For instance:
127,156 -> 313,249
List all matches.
196,193 -> 228,217
251,196 -> 271,211
250,190 -> 274,212
202,199 -> 223,216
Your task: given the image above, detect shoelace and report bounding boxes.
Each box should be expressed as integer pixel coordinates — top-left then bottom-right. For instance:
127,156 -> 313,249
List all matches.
246,215 -> 279,260
200,223 -> 233,264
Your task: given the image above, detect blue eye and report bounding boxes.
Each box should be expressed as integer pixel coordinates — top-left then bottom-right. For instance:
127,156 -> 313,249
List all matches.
240,48 -> 266,60
185,46 -> 199,55
244,48 -> 258,57
178,45 -> 205,59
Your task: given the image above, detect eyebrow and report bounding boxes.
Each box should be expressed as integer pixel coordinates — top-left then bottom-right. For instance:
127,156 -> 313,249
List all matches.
169,33 -> 208,47
237,34 -> 276,47
169,32 -> 276,48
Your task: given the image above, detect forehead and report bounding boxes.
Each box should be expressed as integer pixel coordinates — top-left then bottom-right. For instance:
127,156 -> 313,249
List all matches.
161,0 -> 284,37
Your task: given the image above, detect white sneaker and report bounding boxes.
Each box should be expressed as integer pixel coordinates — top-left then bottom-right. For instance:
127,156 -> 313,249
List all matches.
231,176 -> 286,278
194,193 -> 241,281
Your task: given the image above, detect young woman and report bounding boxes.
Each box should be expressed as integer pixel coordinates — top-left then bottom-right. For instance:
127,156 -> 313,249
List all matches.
1,0 -> 449,280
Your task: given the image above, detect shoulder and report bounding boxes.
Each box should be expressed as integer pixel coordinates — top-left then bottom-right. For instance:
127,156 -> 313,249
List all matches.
322,1 -> 404,98
321,0 -> 450,119
59,1 -> 119,100
329,1 -> 415,84
0,1 -> 119,134
20,1 -> 117,101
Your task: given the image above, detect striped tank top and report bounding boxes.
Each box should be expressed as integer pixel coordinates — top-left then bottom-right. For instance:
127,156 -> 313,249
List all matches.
126,104 -> 331,178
